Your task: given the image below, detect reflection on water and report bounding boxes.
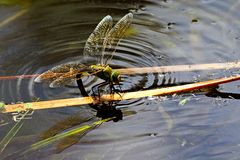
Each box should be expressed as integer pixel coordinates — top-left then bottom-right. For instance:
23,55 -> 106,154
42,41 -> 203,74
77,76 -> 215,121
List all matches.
0,0 -> 240,159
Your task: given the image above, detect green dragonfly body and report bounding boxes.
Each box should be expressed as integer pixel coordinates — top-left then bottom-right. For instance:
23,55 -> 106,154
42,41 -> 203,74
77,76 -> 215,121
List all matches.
90,64 -> 120,83
34,13 -> 133,88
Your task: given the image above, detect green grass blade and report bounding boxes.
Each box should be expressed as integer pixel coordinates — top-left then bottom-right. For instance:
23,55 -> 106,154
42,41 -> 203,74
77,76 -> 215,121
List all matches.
24,117 -> 113,153
0,120 -> 24,153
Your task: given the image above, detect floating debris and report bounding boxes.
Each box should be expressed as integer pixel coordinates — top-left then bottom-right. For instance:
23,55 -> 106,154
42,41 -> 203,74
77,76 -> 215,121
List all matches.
191,18 -> 199,23
178,97 -> 191,106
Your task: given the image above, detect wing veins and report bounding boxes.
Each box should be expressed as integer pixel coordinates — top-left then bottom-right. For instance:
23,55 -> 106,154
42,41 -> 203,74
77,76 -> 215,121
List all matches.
83,15 -> 113,64
102,13 -> 133,64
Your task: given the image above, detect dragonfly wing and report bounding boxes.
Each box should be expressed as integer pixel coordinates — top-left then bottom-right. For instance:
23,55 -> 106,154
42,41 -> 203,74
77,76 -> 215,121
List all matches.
34,63 -> 90,87
34,69 -> 59,83
102,13 -> 133,64
49,73 -> 77,88
83,15 -> 113,64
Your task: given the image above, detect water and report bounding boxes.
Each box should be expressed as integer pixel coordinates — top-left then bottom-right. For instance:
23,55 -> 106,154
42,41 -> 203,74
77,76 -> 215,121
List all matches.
0,0 -> 240,159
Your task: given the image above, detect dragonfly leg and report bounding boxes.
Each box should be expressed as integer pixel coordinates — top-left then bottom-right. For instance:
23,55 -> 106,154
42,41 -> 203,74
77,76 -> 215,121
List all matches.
118,83 -> 122,92
91,81 -> 122,106
91,81 -> 109,101
110,83 -> 123,100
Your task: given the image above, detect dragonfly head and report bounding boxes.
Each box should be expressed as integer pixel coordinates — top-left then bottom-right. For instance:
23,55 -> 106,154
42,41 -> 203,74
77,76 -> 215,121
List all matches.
111,70 -> 120,84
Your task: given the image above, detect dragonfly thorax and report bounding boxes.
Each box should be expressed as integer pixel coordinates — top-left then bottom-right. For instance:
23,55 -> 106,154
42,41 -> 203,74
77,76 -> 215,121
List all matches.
90,64 -> 120,84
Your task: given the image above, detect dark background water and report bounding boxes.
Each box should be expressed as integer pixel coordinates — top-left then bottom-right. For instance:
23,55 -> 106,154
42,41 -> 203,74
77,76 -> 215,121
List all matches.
0,0 -> 240,159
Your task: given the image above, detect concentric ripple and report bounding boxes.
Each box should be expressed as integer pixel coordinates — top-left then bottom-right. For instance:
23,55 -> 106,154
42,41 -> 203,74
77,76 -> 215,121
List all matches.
0,1 -> 171,103
1,1 -> 240,159
1,0 -> 240,104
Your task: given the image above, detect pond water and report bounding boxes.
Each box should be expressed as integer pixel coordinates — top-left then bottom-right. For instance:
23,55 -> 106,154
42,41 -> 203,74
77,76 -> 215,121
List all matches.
0,0 -> 240,159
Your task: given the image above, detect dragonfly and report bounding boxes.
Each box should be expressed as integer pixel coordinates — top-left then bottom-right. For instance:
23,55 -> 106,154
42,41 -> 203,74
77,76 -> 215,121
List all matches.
34,13 -> 133,94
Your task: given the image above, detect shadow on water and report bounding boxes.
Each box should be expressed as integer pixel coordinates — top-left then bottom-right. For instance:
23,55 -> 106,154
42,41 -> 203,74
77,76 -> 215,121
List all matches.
0,0 -> 240,159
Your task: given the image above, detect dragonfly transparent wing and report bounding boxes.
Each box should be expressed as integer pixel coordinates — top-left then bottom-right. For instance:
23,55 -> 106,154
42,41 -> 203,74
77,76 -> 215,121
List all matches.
34,63 -> 90,88
101,13 -> 133,64
83,15 -> 113,64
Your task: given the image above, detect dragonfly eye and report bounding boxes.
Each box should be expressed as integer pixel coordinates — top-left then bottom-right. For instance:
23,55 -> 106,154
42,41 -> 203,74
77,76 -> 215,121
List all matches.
111,71 -> 120,83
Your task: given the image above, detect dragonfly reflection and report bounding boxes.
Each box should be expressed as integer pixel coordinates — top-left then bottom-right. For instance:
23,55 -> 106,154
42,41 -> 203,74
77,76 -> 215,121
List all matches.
34,13 -> 133,95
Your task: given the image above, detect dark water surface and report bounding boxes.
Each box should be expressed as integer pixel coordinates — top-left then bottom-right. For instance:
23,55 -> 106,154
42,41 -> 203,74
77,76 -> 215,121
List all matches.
0,0 -> 240,159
